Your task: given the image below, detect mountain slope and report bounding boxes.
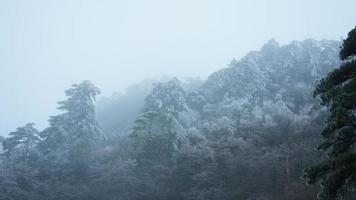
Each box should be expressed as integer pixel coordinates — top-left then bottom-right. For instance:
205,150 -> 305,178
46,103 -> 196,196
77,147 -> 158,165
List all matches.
189,39 -> 341,131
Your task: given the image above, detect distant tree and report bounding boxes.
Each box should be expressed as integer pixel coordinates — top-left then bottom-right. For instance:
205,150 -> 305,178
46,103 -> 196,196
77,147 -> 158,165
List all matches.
39,80 -> 104,175
0,124 -> 42,199
143,78 -> 187,112
303,26 -> 356,200
2,123 -> 40,164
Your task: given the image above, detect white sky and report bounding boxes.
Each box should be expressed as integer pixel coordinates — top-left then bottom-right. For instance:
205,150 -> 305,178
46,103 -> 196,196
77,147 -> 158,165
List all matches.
1,0 -> 356,135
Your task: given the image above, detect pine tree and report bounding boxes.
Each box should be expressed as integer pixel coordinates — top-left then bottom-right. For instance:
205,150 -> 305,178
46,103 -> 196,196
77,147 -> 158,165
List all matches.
2,123 -> 40,164
1,123 -> 41,197
130,110 -> 179,165
131,78 -> 186,166
143,78 -> 187,112
303,26 -> 356,200
39,80 -> 104,174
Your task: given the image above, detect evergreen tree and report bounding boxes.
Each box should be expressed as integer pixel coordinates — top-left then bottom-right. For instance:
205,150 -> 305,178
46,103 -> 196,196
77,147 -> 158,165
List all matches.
0,124 -> 42,199
2,123 -> 40,163
130,110 -> 179,165
303,26 -> 356,200
39,80 -> 104,174
143,78 -> 187,112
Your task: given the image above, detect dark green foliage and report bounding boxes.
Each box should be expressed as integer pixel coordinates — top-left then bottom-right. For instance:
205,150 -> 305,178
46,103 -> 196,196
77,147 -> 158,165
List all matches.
130,110 -> 179,165
303,26 -> 356,200
340,27 -> 356,60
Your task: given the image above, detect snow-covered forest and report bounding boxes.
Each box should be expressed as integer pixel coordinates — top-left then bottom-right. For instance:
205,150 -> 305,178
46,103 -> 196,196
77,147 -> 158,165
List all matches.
1,1 -> 356,199
2,33 -> 356,200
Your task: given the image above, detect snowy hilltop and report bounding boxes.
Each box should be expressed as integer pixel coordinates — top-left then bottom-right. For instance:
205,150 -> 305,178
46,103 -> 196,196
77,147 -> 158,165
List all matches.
128,39 -> 341,139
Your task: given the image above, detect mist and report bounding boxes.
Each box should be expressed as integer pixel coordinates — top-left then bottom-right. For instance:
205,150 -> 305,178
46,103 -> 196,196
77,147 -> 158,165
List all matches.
1,0 -> 355,135
1,1 -> 356,200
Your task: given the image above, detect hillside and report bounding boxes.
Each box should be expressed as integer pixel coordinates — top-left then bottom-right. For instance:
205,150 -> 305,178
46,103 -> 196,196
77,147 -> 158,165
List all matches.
2,39 -> 350,200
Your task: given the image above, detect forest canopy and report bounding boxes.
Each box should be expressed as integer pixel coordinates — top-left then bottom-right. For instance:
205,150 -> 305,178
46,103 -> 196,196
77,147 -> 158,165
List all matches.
1,27 -> 356,200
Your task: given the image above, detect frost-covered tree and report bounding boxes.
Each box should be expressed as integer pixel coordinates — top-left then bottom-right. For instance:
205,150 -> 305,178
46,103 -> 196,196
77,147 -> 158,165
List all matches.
130,78 -> 188,165
2,123 -> 40,164
41,81 -> 104,148
303,26 -> 356,200
0,124 -> 42,199
143,78 -> 187,112
39,80 -> 104,174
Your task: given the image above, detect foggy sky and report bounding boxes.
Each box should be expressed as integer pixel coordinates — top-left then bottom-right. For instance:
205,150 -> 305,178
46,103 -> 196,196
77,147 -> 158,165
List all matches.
1,0 -> 356,136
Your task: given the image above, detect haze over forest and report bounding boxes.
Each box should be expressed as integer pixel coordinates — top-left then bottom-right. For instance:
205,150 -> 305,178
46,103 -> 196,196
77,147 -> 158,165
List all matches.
1,1 -> 356,200
1,0 -> 356,135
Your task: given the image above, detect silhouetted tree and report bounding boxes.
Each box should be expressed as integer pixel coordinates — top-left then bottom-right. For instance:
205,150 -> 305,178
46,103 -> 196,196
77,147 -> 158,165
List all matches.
303,26 -> 356,200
